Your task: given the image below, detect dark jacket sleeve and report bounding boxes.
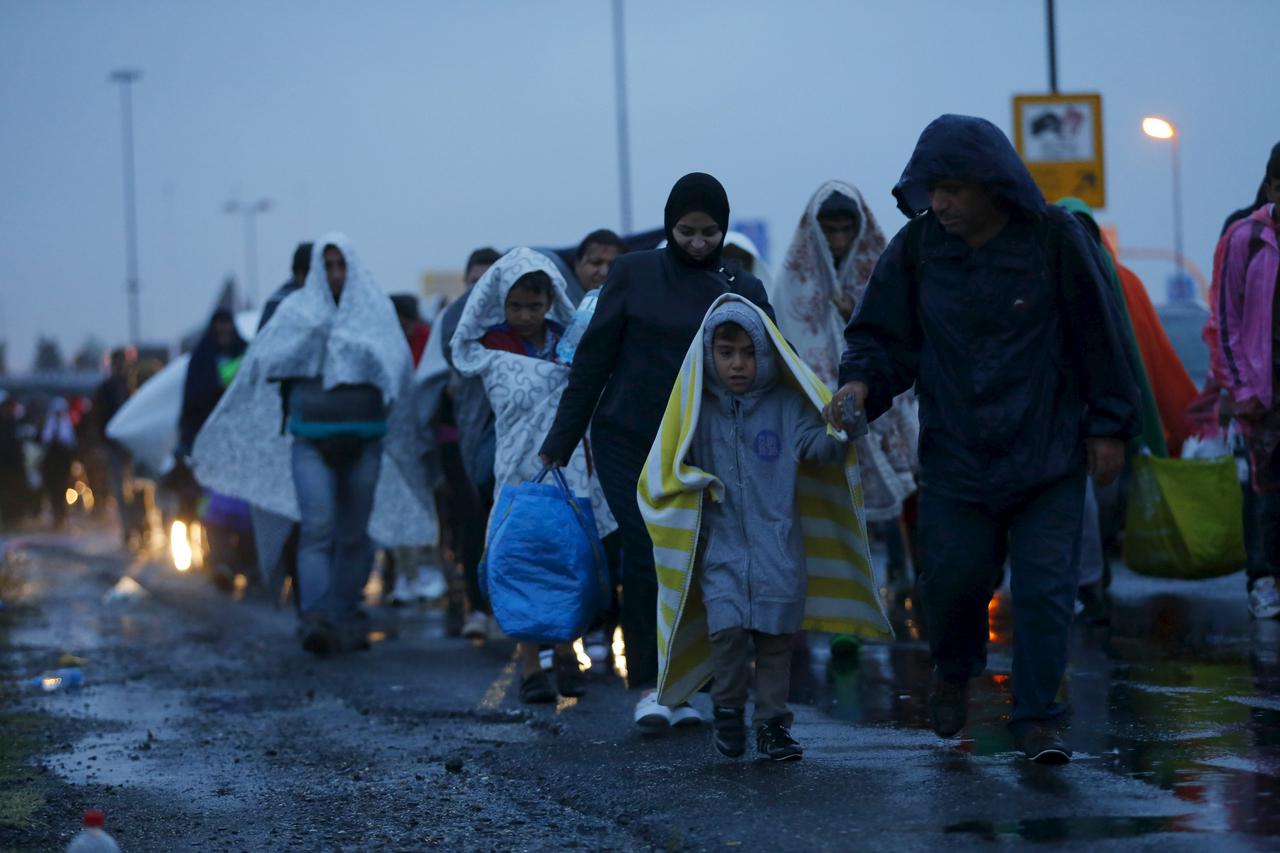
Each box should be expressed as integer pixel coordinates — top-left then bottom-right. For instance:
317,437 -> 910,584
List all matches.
837,227 -> 921,421
539,260 -> 632,463
737,275 -> 777,324
1052,214 -> 1142,441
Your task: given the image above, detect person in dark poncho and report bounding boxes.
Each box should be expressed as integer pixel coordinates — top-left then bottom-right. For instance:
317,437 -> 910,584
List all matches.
827,115 -> 1140,764
179,308 -> 250,586
180,309 -> 247,455
540,172 -> 774,734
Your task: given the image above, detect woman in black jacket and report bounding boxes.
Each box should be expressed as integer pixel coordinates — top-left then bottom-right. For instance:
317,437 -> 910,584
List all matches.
541,172 -> 775,732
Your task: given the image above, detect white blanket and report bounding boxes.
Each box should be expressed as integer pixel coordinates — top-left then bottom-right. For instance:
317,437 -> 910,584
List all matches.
449,248 -> 616,537
192,234 -> 437,547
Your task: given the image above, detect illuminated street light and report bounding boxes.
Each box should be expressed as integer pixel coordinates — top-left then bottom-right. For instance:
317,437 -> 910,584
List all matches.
1142,116 -> 1176,140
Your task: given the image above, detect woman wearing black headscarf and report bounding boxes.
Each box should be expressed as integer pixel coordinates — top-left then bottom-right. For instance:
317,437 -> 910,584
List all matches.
541,172 -> 774,731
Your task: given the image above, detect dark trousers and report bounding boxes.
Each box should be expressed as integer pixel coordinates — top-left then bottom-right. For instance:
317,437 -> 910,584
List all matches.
918,473 -> 1084,726
440,441 -> 491,612
591,428 -> 658,689
708,628 -> 793,724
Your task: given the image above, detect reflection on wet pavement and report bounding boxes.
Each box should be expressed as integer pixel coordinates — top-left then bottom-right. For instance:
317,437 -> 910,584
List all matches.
799,558 -> 1280,840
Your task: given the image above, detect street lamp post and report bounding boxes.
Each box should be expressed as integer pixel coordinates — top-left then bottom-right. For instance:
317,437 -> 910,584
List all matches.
611,0 -> 634,234
1142,116 -> 1184,280
224,198 -> 272,307
109,69 -> 142,344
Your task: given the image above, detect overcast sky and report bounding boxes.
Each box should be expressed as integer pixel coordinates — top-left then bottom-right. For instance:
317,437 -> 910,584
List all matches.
2,0 -> 1277,371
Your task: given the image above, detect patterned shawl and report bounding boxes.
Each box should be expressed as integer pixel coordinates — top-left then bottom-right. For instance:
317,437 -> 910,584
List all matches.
774,182 -> 918,520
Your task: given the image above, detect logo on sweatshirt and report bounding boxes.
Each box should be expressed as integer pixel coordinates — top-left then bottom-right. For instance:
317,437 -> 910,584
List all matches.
753,430 -> 782,462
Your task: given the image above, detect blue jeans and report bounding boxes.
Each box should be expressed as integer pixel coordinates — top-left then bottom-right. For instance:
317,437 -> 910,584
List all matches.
291,437 -> 382,622
918,474 -> 1084,727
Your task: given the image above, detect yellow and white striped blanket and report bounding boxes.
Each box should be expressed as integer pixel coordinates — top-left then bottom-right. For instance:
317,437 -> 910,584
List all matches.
638,293 -> 894,706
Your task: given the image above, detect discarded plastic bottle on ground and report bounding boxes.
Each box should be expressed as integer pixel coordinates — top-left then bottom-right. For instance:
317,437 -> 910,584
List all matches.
29,667 -> 83,693
66,810 -> 121,853
556,287 -> 602,365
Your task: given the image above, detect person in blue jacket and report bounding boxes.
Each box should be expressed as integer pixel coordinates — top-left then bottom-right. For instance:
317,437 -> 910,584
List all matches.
826,115 -> 1141,764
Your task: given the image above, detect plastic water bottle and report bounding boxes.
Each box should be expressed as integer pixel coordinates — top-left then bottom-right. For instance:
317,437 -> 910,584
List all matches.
556,288 -> 601,365
66,810 -> 121,852
29,667 -> 83,693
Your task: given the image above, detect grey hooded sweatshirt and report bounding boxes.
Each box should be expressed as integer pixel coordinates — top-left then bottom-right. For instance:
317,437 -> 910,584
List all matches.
691,301 -> 846,636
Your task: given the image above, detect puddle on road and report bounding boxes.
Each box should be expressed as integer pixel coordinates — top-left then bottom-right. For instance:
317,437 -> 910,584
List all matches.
795,566 -> 1280,838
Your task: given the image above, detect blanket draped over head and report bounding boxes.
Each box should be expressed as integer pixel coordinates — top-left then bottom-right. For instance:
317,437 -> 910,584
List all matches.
639,293 -> 894,706
449,247 -> 616,536
773,181 -> 918,520
192,233 -> 438,568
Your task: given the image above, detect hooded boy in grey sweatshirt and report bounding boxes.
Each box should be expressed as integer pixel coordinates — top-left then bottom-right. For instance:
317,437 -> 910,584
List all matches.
690,300 -> 846,761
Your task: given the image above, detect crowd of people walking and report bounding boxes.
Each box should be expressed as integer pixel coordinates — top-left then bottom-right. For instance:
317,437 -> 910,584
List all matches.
6,115 -> 1279,768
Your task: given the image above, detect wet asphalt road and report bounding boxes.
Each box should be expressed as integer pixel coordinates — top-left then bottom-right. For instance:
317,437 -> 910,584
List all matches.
4,525 -> 1280,852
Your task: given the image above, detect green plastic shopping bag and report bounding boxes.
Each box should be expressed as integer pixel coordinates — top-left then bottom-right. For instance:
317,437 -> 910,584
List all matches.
1123,453 -> 1246,579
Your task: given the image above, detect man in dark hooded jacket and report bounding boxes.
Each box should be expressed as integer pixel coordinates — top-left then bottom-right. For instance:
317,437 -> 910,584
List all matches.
827,115 -> 1140,764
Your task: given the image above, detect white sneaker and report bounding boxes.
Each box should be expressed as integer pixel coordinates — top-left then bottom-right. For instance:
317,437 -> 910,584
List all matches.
461,611 -> 489,639
413,566 -> 447,601
387,574 -> 415,606
1250,577 -> 1280,619
669,702 -> 704,728
634,689 -> 671,734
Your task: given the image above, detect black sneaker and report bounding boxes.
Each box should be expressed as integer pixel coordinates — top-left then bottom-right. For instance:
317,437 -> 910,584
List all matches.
712,706 -> 747,758
756,719 -> 803,762
519,670 -> 557,704
554,653 -> 588,698
1016,724 -> 1072,764
298,614 -> 337,657
928,671 -> 969,738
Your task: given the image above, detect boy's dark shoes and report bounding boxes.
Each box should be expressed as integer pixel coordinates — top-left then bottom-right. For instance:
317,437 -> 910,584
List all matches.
756,719 -> 803,762
929,671 -> 969,738
554,653 -> 588,698
519,670 -> 557,704
1016,724 -> 1072,764
298,614 -> 337,657
712,706 -> 747,758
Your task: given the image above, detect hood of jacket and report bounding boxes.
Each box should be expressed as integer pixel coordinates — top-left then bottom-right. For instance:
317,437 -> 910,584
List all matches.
893,114 -> 1046,220
702,299 -> 778,403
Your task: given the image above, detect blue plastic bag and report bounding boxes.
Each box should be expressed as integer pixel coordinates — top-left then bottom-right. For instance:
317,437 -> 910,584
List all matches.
480,468 -> 610,644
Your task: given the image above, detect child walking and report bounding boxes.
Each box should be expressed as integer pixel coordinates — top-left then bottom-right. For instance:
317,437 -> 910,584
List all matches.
449,248 -> 617,705
638,294 -> 894,762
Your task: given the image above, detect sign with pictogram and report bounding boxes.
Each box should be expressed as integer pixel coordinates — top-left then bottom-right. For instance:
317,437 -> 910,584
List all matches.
1013,93 -> 1105,209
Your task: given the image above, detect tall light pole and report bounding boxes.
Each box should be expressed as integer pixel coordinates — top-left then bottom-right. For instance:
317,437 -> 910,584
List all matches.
109,69 -> 142,344
224,198 -> 272,307
1142,116 -> 1184,280
611,0 -> 634,234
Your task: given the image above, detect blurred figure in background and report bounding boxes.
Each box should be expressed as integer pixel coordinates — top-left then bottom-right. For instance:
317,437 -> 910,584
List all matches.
385,292 -> 445,606
180,308 -> 251,589
94,348 -> 137,545
40,397 -> 76,529
0,392 -> 26,528
435,246 -> 502,639
258,242 -> 314,331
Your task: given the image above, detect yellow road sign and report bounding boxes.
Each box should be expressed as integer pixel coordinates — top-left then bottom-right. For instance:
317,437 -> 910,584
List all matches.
1013,93 -> 1105,209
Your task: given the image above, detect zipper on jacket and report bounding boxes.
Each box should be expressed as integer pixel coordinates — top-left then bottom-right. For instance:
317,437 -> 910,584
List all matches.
733,398 -> 752,624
